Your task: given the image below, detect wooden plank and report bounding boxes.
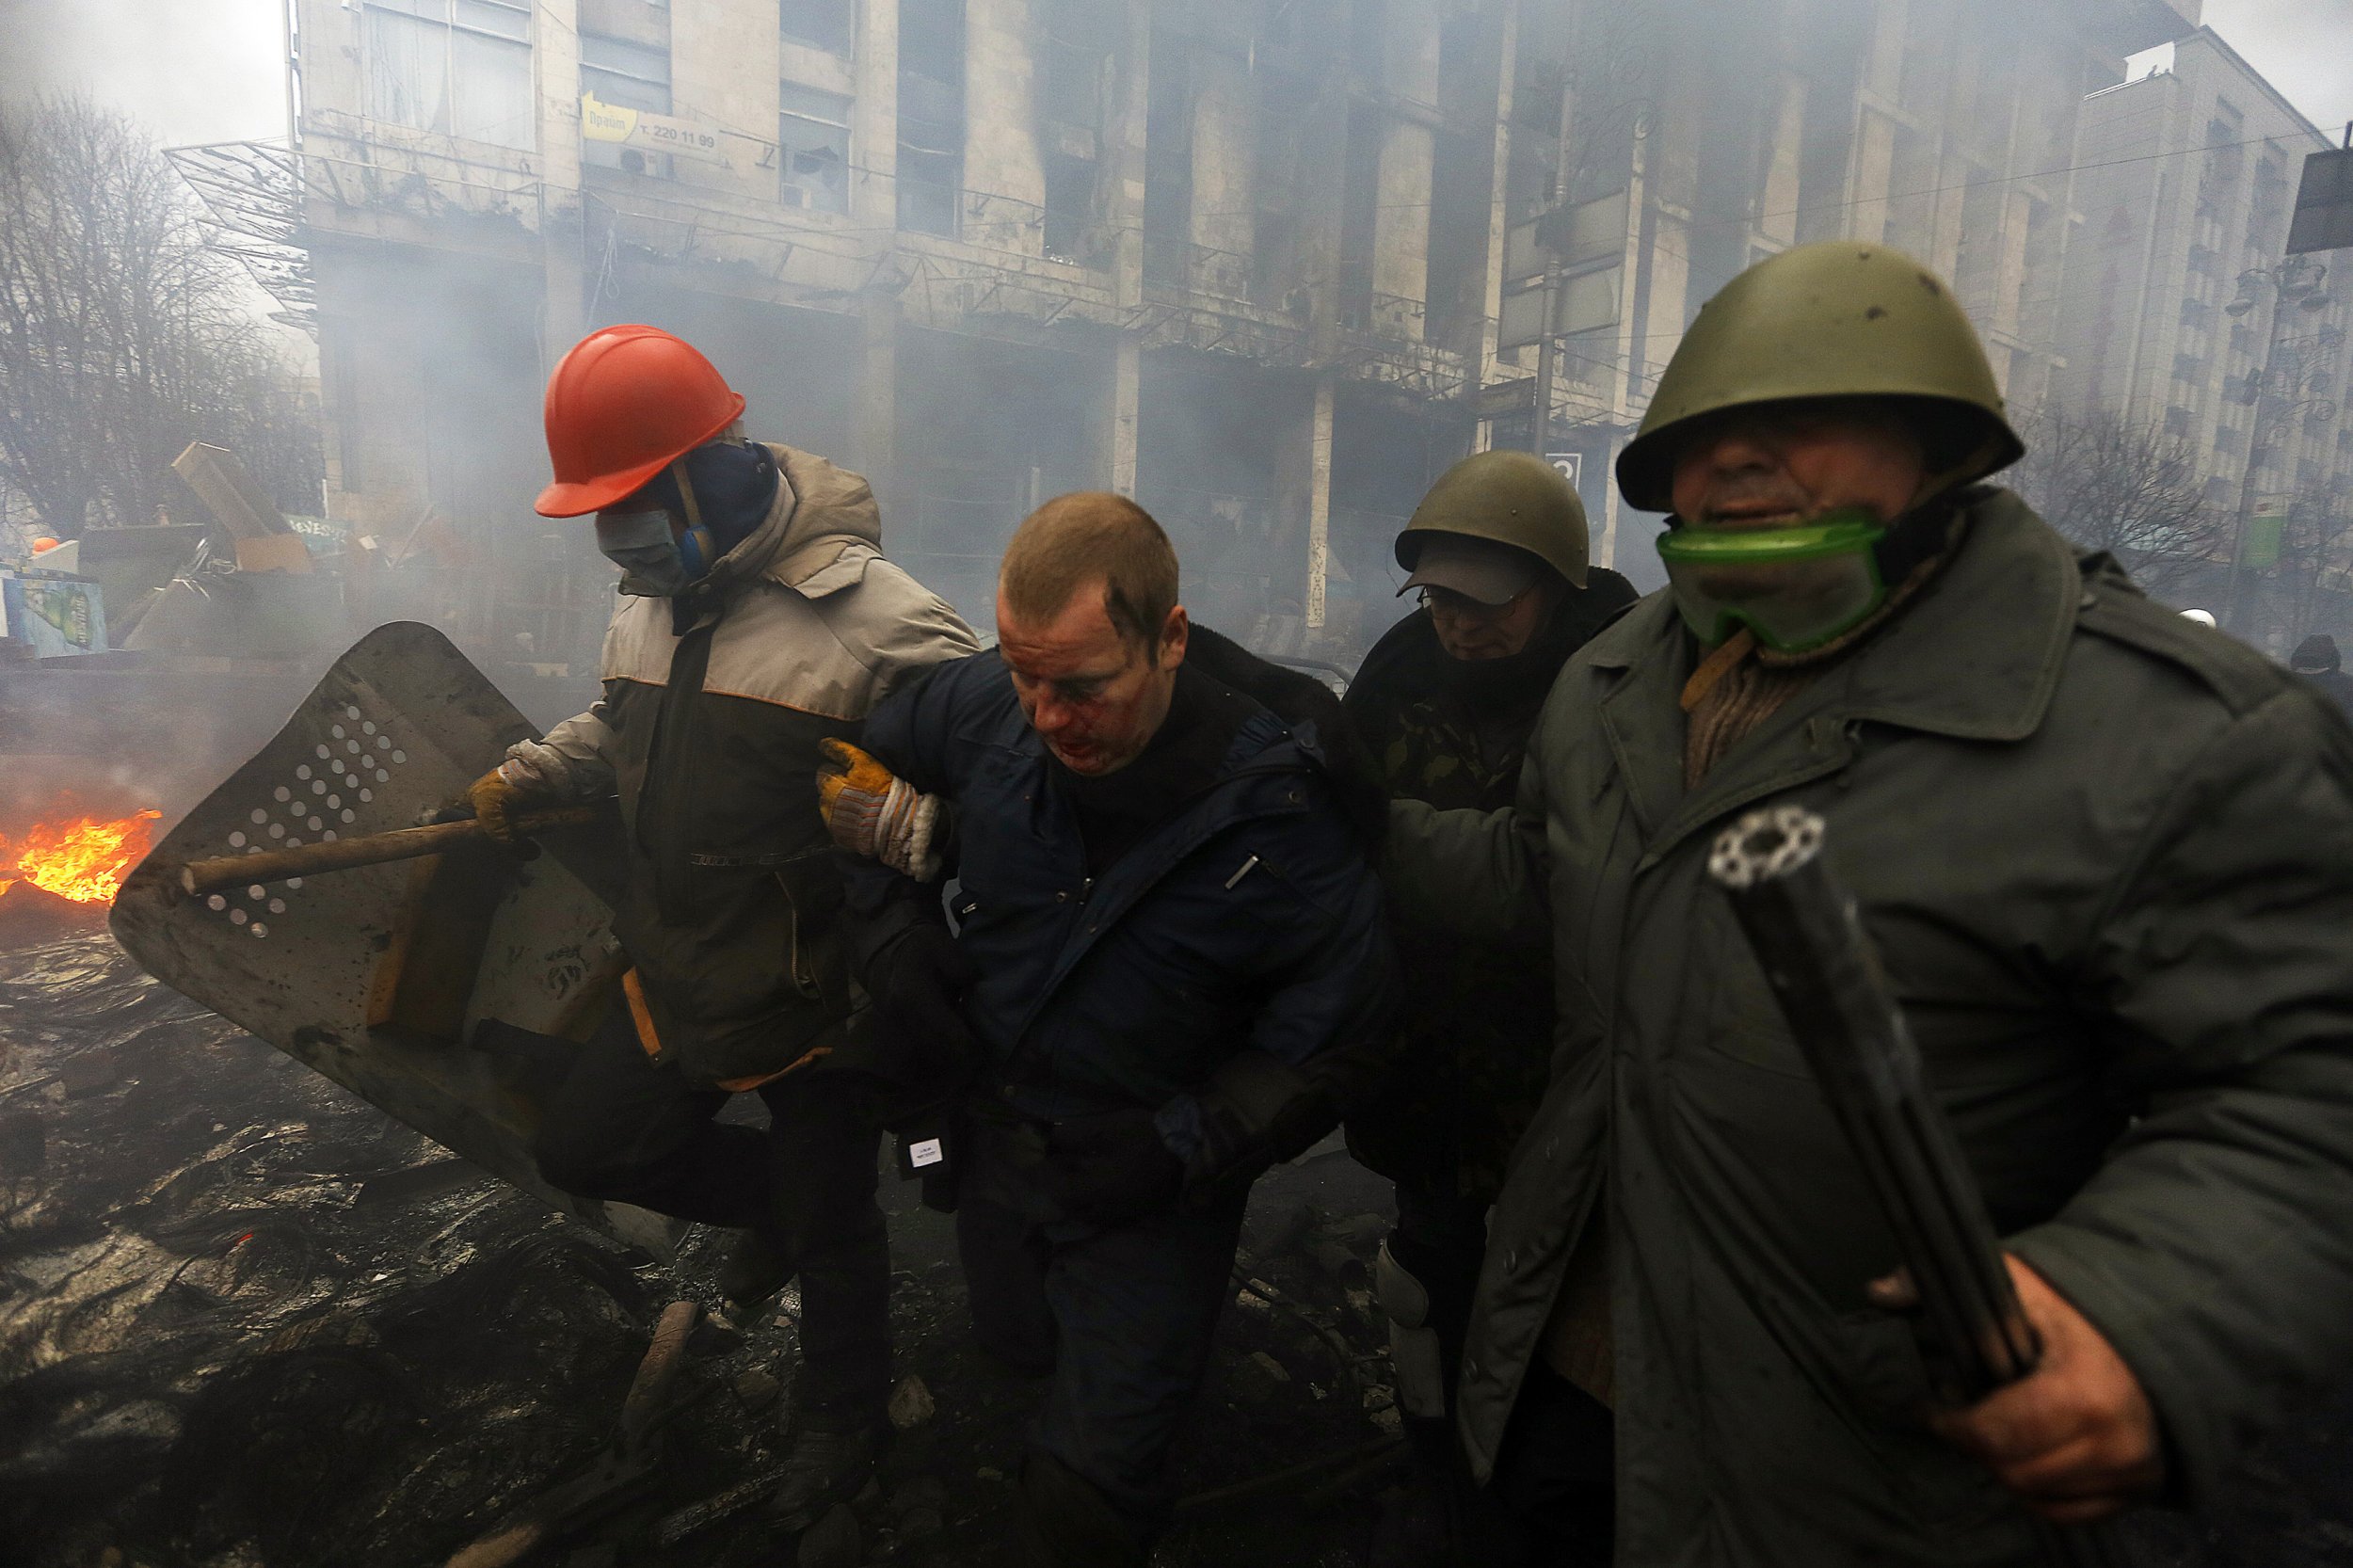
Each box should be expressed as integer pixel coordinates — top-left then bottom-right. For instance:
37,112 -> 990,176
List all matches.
364,845 -> 519,1044
233,533 -> 313,575
170,441 -> 291,541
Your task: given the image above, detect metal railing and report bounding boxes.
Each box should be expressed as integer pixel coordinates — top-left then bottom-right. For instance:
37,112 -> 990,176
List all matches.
1144,234 -> 1261,306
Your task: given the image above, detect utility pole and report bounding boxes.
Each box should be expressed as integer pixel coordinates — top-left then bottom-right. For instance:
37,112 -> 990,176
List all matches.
1529,67 -> 1576,459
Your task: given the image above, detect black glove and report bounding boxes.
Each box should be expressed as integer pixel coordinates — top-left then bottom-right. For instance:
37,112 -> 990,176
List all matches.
861,922 -> 982,1081
1185,1051 -> 1337,1210
1042,1109 -> 1185,1223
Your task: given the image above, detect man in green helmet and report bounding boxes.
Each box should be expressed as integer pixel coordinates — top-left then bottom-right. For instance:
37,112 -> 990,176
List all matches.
1341,449 -> 1634,1565
1385,241 -> 2353,1563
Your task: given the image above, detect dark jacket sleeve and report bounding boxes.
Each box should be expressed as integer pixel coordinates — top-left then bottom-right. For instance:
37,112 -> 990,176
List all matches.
1157,786 -> 1401,1203
1381,713 -> 1551,949
2007,683 -> 2353,1504
837,659 -> 967,978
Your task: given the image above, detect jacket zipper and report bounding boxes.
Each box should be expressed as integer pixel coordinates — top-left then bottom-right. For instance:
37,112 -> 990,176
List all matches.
774,872 -> 822,1000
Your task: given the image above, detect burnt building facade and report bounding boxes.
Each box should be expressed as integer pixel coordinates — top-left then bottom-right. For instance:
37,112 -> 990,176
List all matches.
187,0 -> 2200,670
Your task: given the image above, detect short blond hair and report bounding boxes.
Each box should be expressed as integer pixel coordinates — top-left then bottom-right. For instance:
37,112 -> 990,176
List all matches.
999,491 -> 1180,646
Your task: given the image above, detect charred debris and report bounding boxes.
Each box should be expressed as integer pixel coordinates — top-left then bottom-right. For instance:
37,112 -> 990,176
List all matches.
0,932 -> 1414,1567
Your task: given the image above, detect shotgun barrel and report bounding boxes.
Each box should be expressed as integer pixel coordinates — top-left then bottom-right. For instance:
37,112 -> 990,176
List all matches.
1707,804 -> 2129,1568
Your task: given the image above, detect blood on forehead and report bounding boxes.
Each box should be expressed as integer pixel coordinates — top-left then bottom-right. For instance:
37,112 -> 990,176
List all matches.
996,593 -> 1144,686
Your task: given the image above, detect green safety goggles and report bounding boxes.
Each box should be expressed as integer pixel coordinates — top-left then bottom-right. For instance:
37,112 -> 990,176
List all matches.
1656,511 -> 1889,653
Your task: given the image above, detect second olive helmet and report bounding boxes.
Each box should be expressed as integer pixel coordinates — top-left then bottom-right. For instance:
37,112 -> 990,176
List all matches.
1396,449 -> 1590,590
1613,242 -> 2025,514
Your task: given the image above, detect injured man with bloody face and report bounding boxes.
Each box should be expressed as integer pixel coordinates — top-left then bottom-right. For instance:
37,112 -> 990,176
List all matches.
818,491 -> 1400,1566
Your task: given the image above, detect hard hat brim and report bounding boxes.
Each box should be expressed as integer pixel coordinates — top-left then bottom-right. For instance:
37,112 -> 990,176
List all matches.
535,454 -> 677,517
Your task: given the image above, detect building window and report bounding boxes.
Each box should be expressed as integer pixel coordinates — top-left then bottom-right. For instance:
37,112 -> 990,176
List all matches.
779,83 -> 852,212
363,0 -> 534,151
2166,405 -> 2194,438
1141,28 -> 1192,285
780,0 -> 856,56
1338,104 -> 1382,328
2251,155 -> 2289,234
1039,0 -> 1114,131
582,31 -> 672,173
898,0 -> 965,236
1042,150 -> 1096,264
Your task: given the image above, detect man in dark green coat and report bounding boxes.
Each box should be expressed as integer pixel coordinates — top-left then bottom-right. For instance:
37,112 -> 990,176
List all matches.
1342,450 -> 1633,1564
1385,242 -> 2353,1564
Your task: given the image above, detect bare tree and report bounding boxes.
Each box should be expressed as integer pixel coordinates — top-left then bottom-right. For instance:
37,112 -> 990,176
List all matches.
0,96 -> 319,540
2007,405 -> 2223,596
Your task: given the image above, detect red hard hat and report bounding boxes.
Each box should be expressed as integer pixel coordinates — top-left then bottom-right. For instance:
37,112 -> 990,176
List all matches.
535,324 -> 746,517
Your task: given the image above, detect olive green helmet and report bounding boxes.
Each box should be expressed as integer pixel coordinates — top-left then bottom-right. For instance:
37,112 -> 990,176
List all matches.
1396,448 -> 1589,589
1614,242 -> 2025,514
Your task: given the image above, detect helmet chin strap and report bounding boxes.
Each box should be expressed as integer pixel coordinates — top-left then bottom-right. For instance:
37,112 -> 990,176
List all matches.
668,456 -> 706,533
1871,427 -> 2002,589
1907,428 -> 2006,515
667,454 -> 717,580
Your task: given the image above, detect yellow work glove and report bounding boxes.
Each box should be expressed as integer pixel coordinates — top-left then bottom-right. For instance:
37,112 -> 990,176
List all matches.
467,761 -> 540,843
817,738 -> 941,880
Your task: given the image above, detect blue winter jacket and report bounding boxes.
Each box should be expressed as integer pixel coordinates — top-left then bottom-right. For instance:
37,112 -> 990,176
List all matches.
840,636 -> 1398,1190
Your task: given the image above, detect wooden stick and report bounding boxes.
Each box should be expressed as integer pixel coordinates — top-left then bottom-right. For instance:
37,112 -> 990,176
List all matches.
616,1301 -> 700,1454
178,807 -> 600,898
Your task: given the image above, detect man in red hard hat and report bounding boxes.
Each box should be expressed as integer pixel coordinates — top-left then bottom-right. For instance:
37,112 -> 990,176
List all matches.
472,324 -> 977,1528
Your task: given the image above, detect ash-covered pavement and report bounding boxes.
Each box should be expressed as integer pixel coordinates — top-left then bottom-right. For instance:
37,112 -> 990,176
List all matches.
3,933 -> 2349,1567
0,934 -> 1408,1567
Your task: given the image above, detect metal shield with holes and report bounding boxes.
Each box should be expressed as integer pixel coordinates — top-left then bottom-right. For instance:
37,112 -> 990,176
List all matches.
108,621 -> 679,1257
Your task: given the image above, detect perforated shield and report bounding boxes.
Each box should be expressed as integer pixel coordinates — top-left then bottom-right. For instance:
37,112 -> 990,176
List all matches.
109,621 -> 679,1256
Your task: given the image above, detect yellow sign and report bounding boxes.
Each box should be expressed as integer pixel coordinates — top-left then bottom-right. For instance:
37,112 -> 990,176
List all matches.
582,92 -> 637,144
579,91 -> 730,166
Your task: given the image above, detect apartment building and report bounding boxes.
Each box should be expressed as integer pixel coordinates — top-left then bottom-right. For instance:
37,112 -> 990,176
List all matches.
1497,0 -> 2200,568
182,0 -> 2200,672
2052,26 -> 2353,637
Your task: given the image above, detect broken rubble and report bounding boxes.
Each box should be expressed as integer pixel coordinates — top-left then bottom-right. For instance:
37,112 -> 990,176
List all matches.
732,1367 -> 779,1414
795,1503 -> 860,1568
887,1372 -> 936,1431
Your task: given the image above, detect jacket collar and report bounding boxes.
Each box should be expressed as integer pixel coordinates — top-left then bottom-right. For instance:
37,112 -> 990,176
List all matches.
995,671 -> 1320,1046
694,442 -> 885,600
1583,488 -> 2080,857
1588,488 -> 2076,743
668,444 -> 884,633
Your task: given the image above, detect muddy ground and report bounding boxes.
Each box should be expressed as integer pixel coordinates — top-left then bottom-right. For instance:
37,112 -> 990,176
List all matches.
3,932 -> 2350,1567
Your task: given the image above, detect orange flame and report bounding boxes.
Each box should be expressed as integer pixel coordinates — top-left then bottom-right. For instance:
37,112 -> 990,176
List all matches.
0,809 -> 163,904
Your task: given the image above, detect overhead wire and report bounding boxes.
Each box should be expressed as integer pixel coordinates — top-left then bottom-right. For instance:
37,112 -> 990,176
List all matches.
372,15 -> 2344,413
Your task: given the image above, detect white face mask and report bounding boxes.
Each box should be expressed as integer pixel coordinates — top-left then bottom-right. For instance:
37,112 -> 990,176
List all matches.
595,508 -> 692,597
